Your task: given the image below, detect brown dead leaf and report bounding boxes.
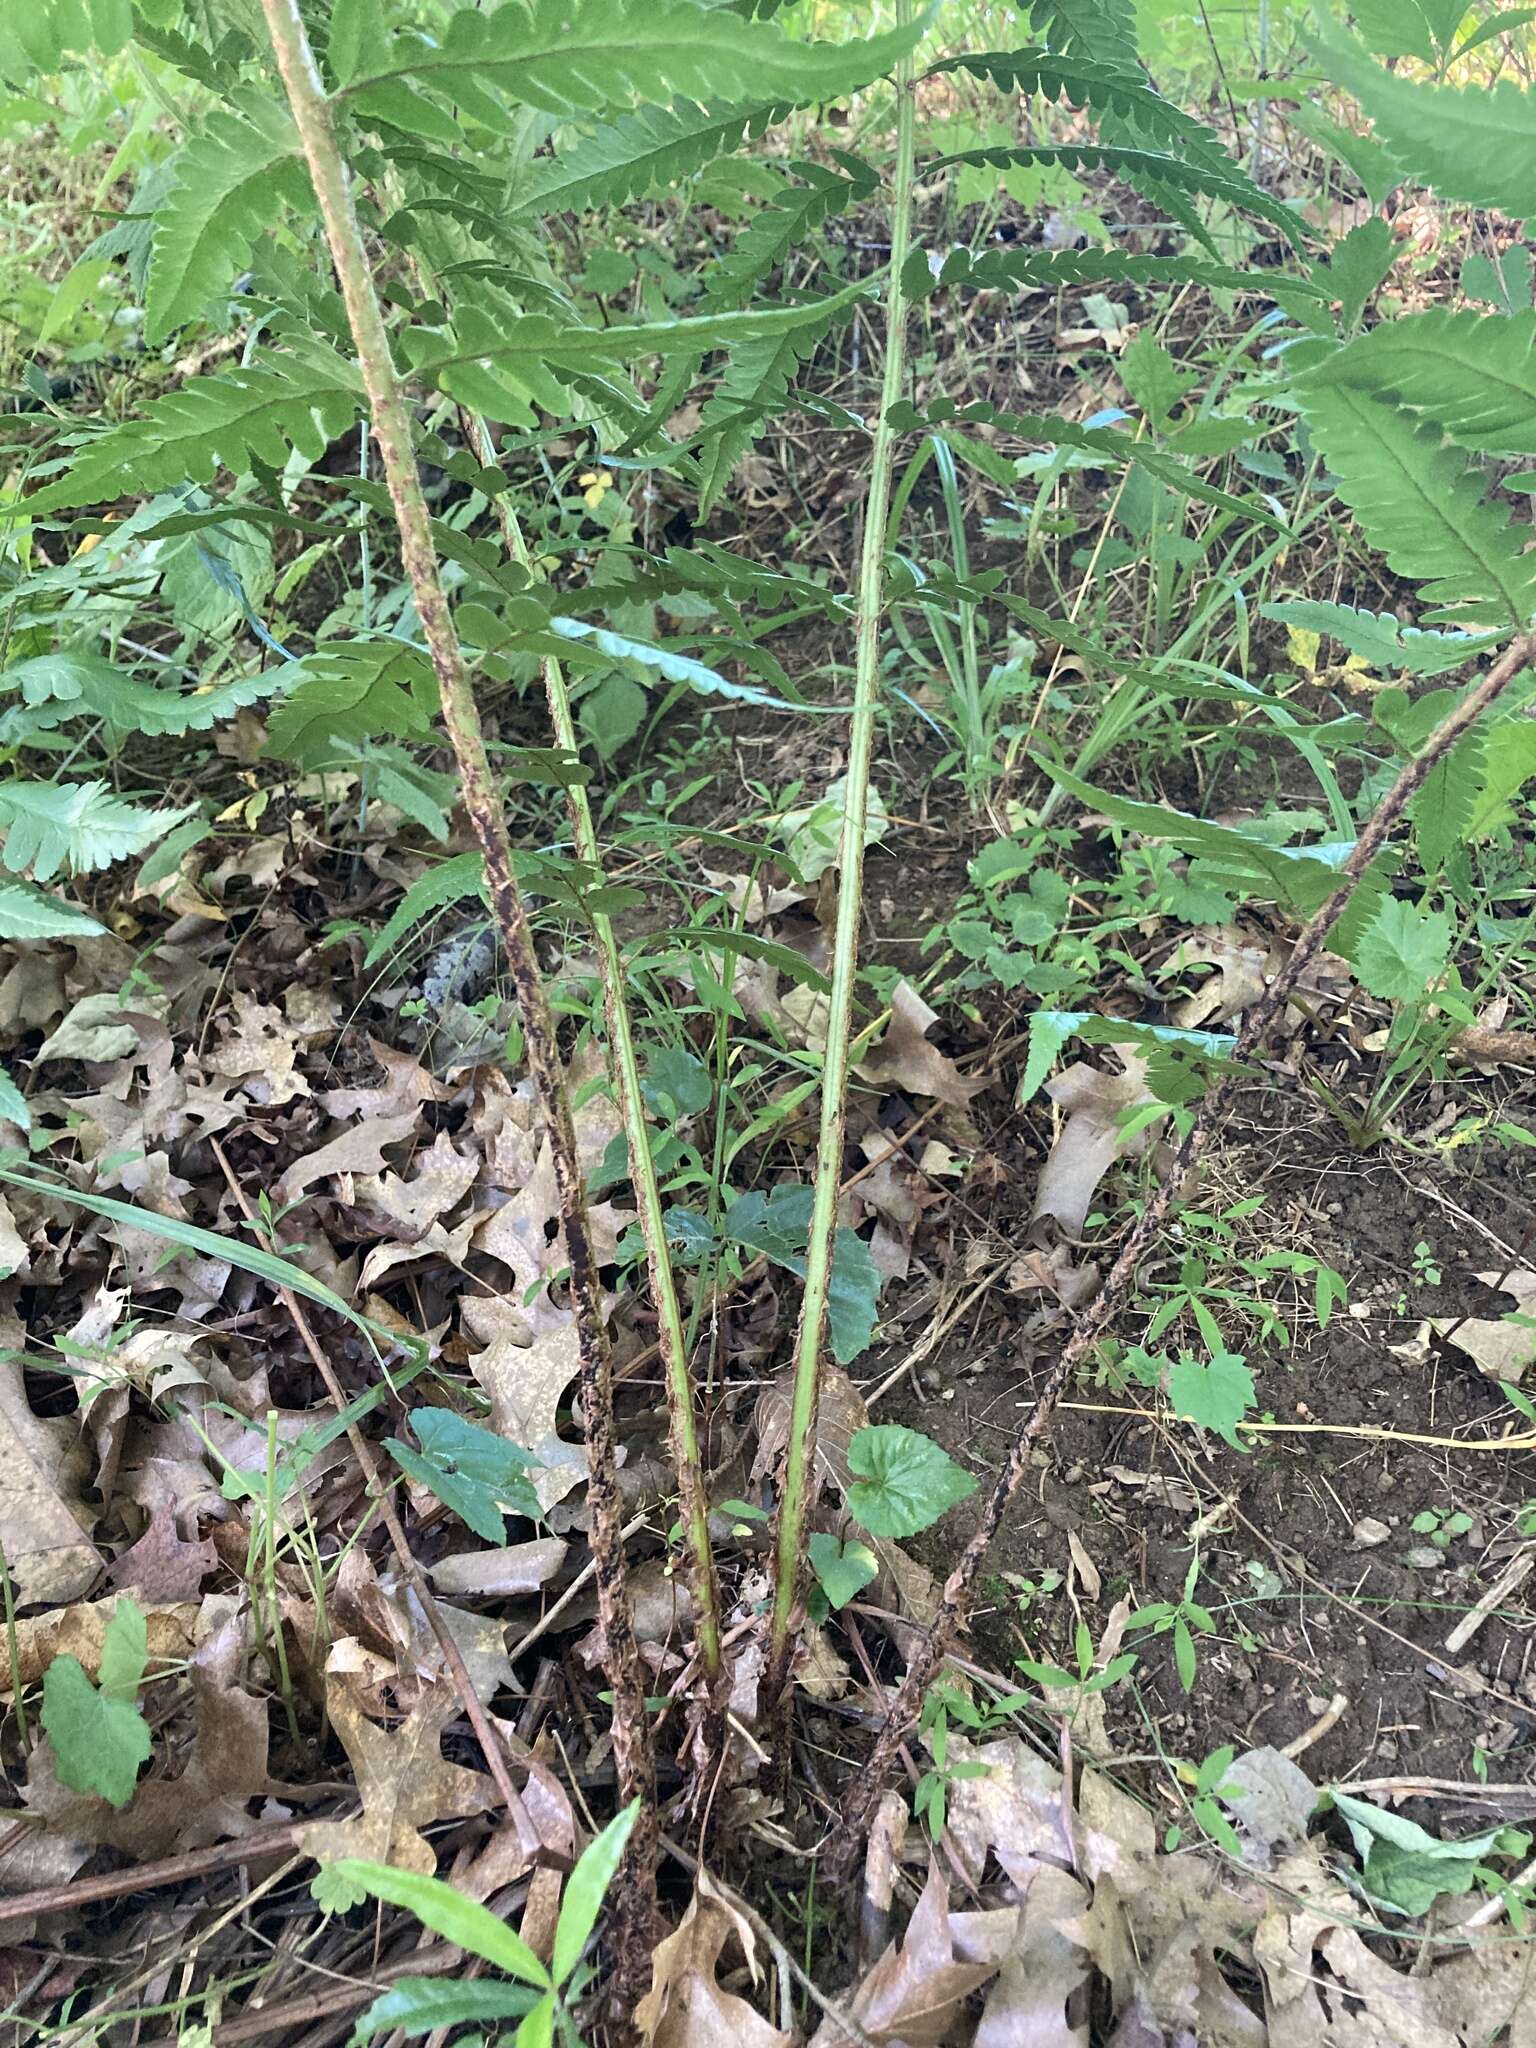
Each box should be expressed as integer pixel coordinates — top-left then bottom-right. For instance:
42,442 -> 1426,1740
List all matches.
0,1352 -> 100,1606
1032,1058 -> 1157,1239
106,1506 -> 216,1602
1433,1271 -> 1536,1382
636,1886 -> 794,2048
974,1866 -> 1091,2048
300,1675 -> 495,1875
353,1129 -> 478,1235
3,1596 -> 201,1690
275,1109 -> 421,1203
1165,927 -> 1271,1031
321,1038 -> 448,1120
28,1598 -> 284,1857
857,981 -> 987,1110
1007,1241 -> 1101,1307
204,993 -> 308,1104
817,1861 -> 1001,2048
463,1295 -> 588,1512
428,1537 -> 566,1599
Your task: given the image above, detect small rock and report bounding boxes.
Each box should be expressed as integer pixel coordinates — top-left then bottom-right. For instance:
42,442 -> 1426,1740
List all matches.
1404,1545 -> 1446,1569
1352,1517 -> 1392,1548
1376,1470 -> 1398,1495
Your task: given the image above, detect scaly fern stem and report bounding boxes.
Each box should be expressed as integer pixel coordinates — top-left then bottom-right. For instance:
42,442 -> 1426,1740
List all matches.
469,427 -> 725,1716
766,7 -> 918,1700
257,0 -> 658,1935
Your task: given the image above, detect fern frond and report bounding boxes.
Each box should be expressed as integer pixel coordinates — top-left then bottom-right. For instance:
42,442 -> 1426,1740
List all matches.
903,244 -> 1326,306
927,144 -> 1308,253
1412,731 -> 1486,871
697,306 -> 851,514
930,48 -> 1242,174
890,397 -> 1287,531
0,882 -> 103,939
341,0 -> 922,127
22,345 -> 364,516
145,93 -> 306,343
1297,384 -> 1536,627
1,653 -> 281,740
506,102 -> 784,219
363,851 -> 485,970
1024,0 -> 1141,69
1303,310 -> 1536,455
1259,601 -> 1507,676
0,0 -> 131,79
406,277 -> 871,421
704,156 -> 875,308
262,643 -> 436,768
1308,16 -> 1536,217
0,781 -> 196,880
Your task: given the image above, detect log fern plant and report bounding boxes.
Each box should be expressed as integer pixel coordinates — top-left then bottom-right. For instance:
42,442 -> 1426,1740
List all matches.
6,0 -> 1536,1948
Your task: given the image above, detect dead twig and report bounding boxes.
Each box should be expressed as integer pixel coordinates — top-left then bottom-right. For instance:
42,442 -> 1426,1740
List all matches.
0,1819 -> 307,1926
824,631 -> 1536,1880
213,1141 -> 540,1856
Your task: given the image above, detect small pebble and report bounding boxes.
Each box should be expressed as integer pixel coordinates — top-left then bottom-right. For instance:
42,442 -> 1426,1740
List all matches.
1352,1516 -> 1391,1548
1404,1545 -> 1446,1569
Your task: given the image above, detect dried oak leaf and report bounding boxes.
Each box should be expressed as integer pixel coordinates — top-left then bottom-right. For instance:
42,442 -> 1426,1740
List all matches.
856,981 -> 988,1110
3,1595 -> 200,1690
106,1505 -> 216,1603
204,993 -> 308,1104
300,1674 -> 494,1876
1433,1271 -> 1536,1383
1032,1058 -> 1157,1240
462,1295 -> 588,1512
636,1884 -> 793,2048
0,1353 -> 100,1606
321,1038 -> 448,1120
1165,926 -> 1272,1031
275,1109 -> 421,1203
25,1598 -> 284,1857
815,1861 -> 1003,2048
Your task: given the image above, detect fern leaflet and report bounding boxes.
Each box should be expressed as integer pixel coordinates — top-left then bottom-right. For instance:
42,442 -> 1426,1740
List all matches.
0,0 -> 132,78
1303,310 -> 1536,455
0,782 -> 197,880
1024,0 -> 1141,70
1308,16 -> 1536,217
1297,383 -> 1536,627
926,144 -> 1307,253
704,156 -> 875,308
0,653 -> 281,741
263,644 -> 436,768
904,244 -> 1326,306
23,345 -> 364,516
145,92 -> 306,343
0,882 -> 104,941
341,1 -> 923,127
505,101 -> 783,219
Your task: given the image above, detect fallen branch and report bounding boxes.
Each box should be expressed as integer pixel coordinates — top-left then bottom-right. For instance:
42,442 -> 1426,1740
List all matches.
824,630 -> 1536,1879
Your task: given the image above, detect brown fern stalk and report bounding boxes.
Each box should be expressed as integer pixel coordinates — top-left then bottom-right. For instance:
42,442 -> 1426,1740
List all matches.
824,631 -> 1536,1880
257,0 -> 658,1943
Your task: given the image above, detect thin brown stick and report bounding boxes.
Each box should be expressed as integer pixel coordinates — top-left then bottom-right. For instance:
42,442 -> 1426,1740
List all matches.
213,1142 -> 538,1852
824,632 -> 1536,1879
255,0 -> 656,1938
0,1820 -> 307,1925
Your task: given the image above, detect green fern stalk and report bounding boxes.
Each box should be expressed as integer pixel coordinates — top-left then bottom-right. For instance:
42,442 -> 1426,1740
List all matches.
766,1 -> 918,1698
256,0 -> 659,1928
469,420 -> 725,1712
